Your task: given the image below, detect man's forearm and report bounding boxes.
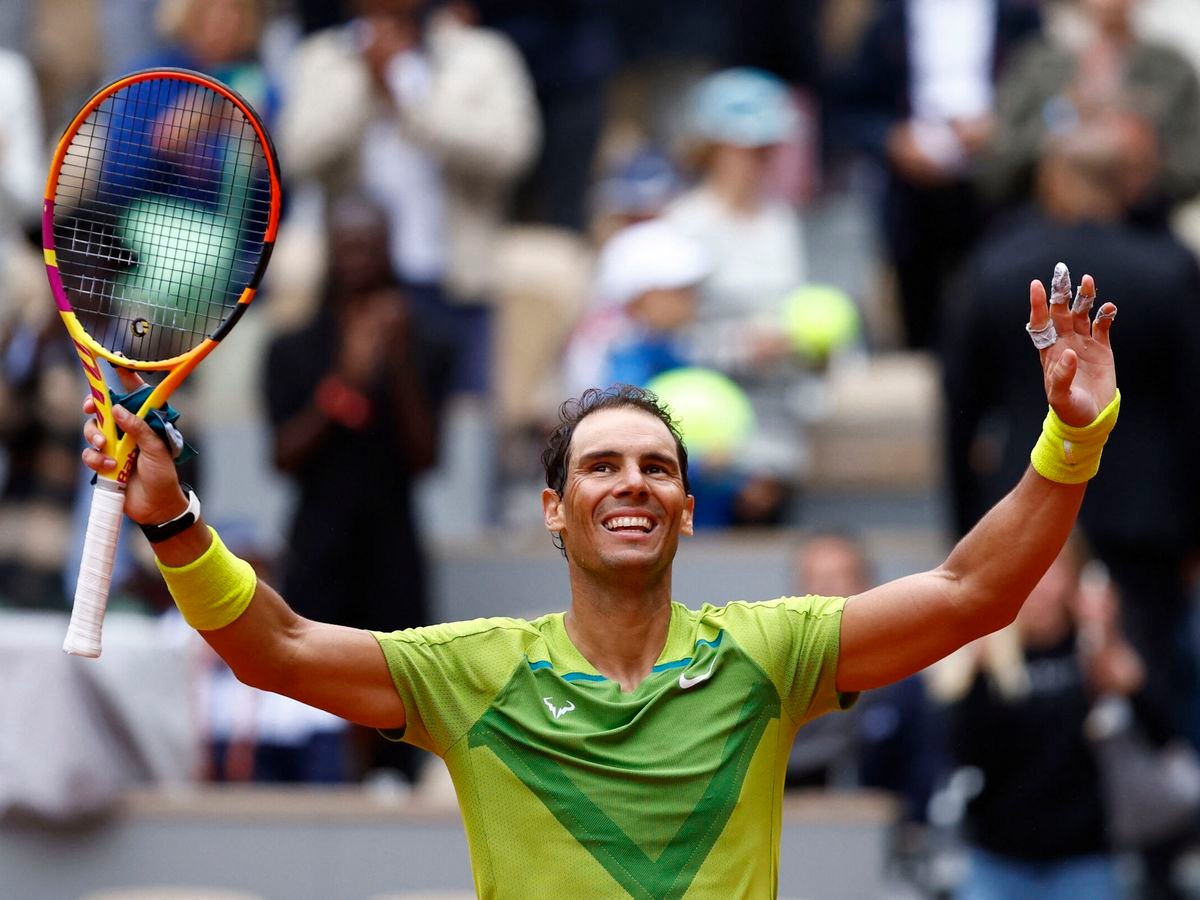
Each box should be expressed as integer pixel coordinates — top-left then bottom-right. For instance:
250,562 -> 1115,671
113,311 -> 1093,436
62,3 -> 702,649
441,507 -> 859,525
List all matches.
836,467 -> 1087,693
154,522 -> 304,692
939,468 -> 1085,635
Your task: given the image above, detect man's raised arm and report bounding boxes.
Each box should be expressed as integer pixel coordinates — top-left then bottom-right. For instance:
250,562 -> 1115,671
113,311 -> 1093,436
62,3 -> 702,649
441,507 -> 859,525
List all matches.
81,374 -> 406,730
836,265 -> 1118,693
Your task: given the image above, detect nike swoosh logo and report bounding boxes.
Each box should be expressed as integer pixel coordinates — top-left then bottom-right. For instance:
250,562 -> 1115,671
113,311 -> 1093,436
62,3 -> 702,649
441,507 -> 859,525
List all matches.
679,661 -> 716,690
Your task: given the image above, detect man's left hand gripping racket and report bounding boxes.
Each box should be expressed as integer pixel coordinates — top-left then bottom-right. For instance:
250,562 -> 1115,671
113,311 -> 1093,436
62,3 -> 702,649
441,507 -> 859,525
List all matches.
44,69 -> 282,657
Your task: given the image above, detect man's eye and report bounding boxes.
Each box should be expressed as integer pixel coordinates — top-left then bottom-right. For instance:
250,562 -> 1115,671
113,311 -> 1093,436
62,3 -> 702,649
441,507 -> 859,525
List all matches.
593,463 -> 613,473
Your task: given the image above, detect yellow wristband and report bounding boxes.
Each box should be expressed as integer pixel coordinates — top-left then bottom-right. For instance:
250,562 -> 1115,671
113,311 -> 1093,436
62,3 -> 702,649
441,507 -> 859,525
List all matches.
1030,390 -> 1121,484
156,527 -> 257,631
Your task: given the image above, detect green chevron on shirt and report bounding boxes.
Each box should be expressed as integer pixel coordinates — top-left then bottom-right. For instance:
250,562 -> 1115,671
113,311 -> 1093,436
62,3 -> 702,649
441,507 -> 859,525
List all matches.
467,636 -> 780,899
371,596 -> 852,898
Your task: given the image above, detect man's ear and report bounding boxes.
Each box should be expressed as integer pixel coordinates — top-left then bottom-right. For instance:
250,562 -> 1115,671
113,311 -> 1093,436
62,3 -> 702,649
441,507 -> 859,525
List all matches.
681,494 -> 695,536
543,487 -> 565,532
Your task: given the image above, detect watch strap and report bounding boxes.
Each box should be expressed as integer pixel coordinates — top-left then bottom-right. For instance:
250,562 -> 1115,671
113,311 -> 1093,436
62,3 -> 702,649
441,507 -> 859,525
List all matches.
140,486 -> 201,544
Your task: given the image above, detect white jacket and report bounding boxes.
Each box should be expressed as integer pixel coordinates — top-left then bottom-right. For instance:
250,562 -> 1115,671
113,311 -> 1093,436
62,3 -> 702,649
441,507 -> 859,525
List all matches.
279,13 -> 541,301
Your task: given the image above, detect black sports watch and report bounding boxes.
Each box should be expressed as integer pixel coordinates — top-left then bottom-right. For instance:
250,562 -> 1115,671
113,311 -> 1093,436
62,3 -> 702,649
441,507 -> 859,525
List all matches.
140,486 -> 201,544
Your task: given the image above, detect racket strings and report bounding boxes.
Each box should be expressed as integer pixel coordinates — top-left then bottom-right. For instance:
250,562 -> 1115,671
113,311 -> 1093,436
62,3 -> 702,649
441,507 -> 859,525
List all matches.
52,75 -> 274,362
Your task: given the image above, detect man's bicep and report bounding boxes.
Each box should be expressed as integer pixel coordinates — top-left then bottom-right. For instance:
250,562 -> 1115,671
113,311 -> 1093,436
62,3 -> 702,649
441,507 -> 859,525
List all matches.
196,579 -> 407,729
836,571 -> 976,693
283,622 -> 407,730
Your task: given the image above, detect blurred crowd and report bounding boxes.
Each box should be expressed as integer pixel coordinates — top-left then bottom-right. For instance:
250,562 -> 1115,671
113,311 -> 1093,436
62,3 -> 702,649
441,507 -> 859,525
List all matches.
4,0 -> 1200,895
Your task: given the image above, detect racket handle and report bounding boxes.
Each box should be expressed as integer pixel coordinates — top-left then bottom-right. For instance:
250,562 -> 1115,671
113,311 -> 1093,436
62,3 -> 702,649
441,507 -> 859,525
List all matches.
63,480 -> 127,658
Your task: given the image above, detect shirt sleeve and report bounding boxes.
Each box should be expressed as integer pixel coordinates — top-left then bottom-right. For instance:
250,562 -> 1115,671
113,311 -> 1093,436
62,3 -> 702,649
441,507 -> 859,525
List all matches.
371,617 -> 539,755
715,596 -> 857,730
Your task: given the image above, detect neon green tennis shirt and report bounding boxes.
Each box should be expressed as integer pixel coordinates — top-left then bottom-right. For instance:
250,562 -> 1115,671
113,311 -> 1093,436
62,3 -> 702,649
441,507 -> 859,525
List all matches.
372,595 -> 854,899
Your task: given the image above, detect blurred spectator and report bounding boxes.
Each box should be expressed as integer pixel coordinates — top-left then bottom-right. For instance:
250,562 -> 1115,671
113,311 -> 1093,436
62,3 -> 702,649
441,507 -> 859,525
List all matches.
665,67 -> 807,327
942,112 -> 1200,767
0,50 -> 73,610
24,0 -> 104,132
945,103 -> 1200,900
475,0 -> 619,233
936,541 -> 1179,899
788,531 -> 942,830
560,218 -> 780,527
826,0 -> 1041,349
0,3 -> 31,51
561,218 -> 708,397
99,0 -> 167,80
0,48 -> 42,285
77,0 -> 278,216
264,194 -> 454,782
204,659 -> 350,783
278,0 -> 540,383
662,66 -> 811,525
588,147 -> 683,243
134,0 -> 279,118
980,0 -> 1200,227
292,0 -> 350,35
0,305 -> 80,611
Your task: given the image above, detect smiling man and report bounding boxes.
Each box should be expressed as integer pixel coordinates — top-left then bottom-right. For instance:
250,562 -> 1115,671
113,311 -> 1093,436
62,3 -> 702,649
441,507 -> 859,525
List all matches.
82,264 -> 1118,897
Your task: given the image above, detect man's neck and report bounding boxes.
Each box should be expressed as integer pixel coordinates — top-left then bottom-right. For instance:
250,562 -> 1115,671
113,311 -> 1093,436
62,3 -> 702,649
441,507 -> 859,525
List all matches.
564,580 -> 674,693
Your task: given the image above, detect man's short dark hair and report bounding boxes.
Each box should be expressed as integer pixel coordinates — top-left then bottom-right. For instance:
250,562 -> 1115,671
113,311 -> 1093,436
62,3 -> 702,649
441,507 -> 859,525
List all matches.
542,385 -> 691,554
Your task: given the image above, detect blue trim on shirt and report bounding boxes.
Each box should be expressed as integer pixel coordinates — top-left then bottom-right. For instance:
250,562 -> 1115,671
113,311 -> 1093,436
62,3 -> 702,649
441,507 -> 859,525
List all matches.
527,630 -> 724,680
651,658 -> 692,673
562,671 -> 608,683
696,632 -> 724,650
652,630 -> 725,673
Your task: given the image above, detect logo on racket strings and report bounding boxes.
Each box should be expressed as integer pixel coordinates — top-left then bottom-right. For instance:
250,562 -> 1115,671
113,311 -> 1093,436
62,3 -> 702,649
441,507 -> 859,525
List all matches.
131,318 -> 151,338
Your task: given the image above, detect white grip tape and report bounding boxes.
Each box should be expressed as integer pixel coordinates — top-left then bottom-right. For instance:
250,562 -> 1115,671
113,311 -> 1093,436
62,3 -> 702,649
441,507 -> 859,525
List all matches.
63,481 -> 126,658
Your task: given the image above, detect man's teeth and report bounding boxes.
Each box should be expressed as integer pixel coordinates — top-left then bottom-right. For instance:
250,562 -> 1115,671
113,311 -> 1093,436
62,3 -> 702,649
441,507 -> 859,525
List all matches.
604,517 -> 652,532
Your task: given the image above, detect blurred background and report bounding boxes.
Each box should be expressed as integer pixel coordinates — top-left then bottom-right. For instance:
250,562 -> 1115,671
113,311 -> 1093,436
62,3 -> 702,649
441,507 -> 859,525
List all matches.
3,0 -> 1200,897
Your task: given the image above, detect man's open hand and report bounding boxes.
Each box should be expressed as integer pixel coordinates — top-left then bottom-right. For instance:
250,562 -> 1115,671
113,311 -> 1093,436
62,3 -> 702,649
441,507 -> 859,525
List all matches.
1028,263 -> 1117,427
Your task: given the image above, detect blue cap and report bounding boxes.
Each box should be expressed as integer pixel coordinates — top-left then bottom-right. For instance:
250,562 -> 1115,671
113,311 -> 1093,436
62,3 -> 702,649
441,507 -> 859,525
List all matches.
689,67 -> 796,147
594,149 -> 681,217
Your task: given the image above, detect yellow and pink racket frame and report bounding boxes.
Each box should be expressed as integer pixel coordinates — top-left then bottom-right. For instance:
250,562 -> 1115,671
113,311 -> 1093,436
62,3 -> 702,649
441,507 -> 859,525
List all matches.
43,68 -> 282,486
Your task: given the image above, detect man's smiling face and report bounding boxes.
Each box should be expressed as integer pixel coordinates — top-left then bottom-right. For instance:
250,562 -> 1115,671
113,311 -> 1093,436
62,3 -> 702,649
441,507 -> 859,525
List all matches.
543,406 -> 694,582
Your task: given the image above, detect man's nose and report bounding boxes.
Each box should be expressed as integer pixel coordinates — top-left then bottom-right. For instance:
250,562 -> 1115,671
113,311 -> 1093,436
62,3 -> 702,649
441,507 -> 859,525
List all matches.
614,463 -> 649,495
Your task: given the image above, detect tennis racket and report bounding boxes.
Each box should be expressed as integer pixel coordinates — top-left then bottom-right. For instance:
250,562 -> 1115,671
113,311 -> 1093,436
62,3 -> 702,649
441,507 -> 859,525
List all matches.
44,68 -> 282,657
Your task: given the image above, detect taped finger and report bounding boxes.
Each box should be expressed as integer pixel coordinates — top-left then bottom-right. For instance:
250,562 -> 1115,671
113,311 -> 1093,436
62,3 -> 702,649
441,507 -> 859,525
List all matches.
1092,302 -> 1117,347
1071,285 -> 1095,316
1049,262 -> 1076,335
1027,320 -> 1059,349
1050,262 -> 1072,306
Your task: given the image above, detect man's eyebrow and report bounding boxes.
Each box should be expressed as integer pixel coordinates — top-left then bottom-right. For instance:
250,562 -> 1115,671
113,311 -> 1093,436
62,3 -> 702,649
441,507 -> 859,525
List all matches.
576,449 -> 680,468
640,451 -> 680,469
576,449 -> 622,466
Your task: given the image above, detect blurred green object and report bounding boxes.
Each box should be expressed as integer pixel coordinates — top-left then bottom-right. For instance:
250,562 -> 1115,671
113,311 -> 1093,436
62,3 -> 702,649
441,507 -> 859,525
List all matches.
781,284 -> 860,361
646,367 -> 756,460
118,196 -> 240,336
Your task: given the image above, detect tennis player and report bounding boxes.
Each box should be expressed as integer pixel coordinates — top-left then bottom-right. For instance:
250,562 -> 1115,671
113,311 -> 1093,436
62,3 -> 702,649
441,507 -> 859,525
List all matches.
82,264 -> 1118,896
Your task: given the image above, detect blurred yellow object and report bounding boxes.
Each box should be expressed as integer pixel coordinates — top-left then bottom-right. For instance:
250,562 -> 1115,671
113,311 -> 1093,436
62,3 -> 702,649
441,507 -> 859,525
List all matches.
646,367 -> 755,460
781,285 -> 860,361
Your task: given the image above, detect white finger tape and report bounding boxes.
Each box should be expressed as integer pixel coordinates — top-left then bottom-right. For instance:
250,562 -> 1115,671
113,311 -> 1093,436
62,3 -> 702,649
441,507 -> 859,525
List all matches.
1050,262 -> 1072,305
1071,287 -> 1095,316
1026,320 -> 1058,349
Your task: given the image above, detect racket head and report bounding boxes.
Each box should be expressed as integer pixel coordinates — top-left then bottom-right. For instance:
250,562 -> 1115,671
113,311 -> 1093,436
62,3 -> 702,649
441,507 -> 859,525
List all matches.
43,67 -> 281,478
